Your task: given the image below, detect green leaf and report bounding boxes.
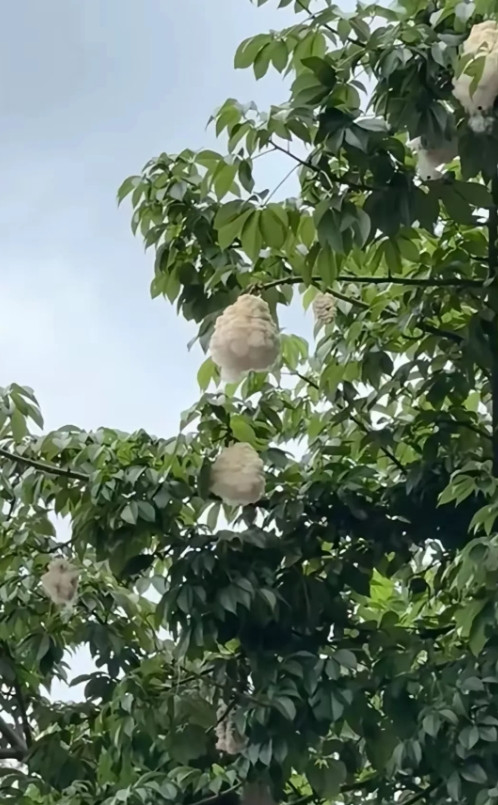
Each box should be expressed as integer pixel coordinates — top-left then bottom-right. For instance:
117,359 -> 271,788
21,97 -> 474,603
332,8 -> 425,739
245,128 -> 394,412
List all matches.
197,358 -> 216,391
259,206 -> 288,249
301,56 -> 336,88
10,409 -> 28,443
454,181 -> 493,208
213,162 -> 238,200
122,501 -> 139,525
240,210 -> 262,260
117,176 -> 140,205
234,34 -> 270,69
217,209 -> 253,249
461,763 -> 487,784
307,760 -> 347,798
230,415 -> 257,445
273,696 -> 296,721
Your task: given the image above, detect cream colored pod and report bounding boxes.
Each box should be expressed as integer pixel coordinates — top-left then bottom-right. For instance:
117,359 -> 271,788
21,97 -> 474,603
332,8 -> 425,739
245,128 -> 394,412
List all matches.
209,295 -> 280,383
312,292 -> 336,325
215,705 -> 247,754
210,443 -> 265,506
41,558 -> 79,606
408,137 -> 458,181
453,21 -> 498,131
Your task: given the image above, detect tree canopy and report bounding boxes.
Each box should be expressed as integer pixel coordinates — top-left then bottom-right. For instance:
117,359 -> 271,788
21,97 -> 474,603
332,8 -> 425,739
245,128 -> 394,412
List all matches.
2,0 -> 498,803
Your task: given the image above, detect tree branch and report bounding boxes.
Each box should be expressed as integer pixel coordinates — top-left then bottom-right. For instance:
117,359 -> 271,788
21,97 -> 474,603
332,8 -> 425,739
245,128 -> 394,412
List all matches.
415,321 -> 463,345
349,412 -> 405,473
338,274 -> 484,288
0,714 -> 27,756
488,175 -> 498,475
293,0 -> 337,36
0,447 -> 88,483
250,274 -> 484,292
400,782 -> 441,805
285,1 -> 361,50
13,681 -> 32,748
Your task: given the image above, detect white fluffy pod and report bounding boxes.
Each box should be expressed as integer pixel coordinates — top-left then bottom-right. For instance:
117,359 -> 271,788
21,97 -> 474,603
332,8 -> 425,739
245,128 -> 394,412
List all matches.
209,295 -> 280,383
312,292 -> 336,325
41,558 -> 79,606
215,705 -> 247,755
408,137 -> 458,181
453,21 -> 498,125
210,443 -> 265,506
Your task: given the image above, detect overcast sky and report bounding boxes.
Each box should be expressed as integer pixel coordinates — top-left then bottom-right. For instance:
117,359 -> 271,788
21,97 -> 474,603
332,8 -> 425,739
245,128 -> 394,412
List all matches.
0,0 -> 311,438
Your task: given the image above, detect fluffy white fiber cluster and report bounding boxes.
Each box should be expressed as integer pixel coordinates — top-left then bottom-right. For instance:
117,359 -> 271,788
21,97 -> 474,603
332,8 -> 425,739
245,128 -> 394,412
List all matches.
209,295 -> 280,382
210,443 -> 265,506
408,137 -> 457,181
215,706 -> 246,755
41,558 -> 79,606
453,21 -> 498,131
312,292 -> 336,325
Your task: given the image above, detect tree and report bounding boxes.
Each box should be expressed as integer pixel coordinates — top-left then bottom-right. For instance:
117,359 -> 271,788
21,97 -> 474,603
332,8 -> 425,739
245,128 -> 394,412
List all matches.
2,0 -> 498,802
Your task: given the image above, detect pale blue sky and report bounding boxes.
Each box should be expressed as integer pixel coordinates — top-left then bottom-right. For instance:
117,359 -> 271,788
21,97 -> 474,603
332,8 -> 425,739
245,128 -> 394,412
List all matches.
0,0 -> 310,437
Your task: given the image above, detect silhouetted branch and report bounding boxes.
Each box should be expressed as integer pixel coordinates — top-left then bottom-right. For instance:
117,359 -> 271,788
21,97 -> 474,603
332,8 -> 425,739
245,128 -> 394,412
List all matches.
13,681 -> 32,748
0,447 -> 88,483
0,715 -> 26,756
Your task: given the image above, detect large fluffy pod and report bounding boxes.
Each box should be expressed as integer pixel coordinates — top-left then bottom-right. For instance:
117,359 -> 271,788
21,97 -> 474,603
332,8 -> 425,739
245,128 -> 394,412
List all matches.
408,137 -> 458,181
312,292 -> 336,325
210,443 -> 265,506
41,558 -> 79,606
453,21 -> 498,130
209,295 -> 280,382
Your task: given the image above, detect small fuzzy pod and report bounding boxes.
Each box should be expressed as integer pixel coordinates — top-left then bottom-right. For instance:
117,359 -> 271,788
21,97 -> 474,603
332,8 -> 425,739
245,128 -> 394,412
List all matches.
209,295 -> 280,383
41,558 -> 79,606
453,21 -> 498,120
215,705 -> 246,755
210,443 -> 265,506
312,292 -> 336,325
408,137 -> 458,181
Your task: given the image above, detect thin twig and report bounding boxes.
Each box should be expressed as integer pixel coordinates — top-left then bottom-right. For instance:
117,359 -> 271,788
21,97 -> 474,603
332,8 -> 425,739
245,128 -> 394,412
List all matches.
264,164 -> 299,205
349,412 -> 405,472
291,370 -> 405,472
269,140 -> 374,192
400,783 -> 441,805
0,447 -> 88,483
293,0 -> 359,46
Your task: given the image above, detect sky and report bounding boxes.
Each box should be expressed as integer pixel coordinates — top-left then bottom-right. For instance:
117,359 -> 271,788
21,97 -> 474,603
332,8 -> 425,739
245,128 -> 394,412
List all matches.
0,0 -> 312,438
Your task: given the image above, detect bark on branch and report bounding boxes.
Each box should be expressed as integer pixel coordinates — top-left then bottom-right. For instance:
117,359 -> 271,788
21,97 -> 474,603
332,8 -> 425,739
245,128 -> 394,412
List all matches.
0,447 -> 88,483
0,714 -> 27,757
